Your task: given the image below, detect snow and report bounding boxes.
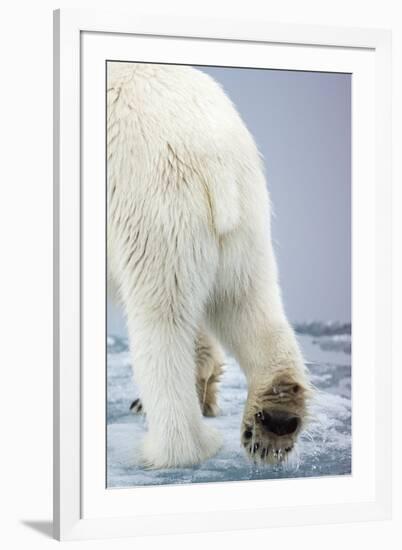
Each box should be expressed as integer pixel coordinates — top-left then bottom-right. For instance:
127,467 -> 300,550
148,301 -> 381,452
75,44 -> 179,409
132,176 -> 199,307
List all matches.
107,323 -> 351,488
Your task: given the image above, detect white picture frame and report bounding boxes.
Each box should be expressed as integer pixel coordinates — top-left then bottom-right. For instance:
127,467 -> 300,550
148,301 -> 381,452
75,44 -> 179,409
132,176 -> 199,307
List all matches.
53,8 -> 392,541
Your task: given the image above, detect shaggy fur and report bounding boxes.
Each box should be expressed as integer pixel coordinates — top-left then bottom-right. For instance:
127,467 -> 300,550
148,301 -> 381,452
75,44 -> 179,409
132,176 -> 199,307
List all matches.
107,62 -> 311,468
131,328 -> 224,417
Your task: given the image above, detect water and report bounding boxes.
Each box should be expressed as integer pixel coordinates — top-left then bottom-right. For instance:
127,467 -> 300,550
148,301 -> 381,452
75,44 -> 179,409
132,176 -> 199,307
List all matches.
106,323 -> 351,488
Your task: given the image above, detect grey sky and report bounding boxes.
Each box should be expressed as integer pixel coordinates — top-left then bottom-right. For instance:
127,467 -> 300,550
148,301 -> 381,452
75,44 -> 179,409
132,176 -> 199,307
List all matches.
107,65 -> 351,335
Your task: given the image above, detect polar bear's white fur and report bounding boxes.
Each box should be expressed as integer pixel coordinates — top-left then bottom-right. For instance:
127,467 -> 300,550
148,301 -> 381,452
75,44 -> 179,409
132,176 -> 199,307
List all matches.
107,63 -> 311,468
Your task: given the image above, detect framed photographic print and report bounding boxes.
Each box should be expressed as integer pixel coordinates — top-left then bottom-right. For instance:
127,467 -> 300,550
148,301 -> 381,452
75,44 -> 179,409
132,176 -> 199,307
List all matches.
53,9 -> 392,540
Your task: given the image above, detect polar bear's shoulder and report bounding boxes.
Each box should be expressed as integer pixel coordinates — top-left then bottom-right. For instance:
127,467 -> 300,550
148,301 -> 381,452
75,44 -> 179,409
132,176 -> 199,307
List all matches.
106,63 -> 252,145
107,62 -> 226,101
107,63 -> 267,236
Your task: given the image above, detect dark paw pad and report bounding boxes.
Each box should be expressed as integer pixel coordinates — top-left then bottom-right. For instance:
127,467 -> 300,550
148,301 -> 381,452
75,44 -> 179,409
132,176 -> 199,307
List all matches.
256,410 -> 300,436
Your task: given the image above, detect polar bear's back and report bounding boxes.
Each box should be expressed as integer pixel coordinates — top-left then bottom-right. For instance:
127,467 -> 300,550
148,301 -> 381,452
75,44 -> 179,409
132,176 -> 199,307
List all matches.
107,62 -> 269,237
107,62 -> 250,152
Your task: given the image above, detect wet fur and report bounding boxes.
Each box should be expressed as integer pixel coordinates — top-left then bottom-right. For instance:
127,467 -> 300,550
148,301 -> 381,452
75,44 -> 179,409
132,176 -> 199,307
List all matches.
131,329 -> 224,418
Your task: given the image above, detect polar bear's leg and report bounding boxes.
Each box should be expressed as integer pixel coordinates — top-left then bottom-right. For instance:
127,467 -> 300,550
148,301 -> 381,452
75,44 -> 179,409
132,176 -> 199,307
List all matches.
237,317 -> 311,465
116,206 -> 222,468
130,328 -> 224,418
208,247 -> 311,465
195,329 -> 224,417
125,307 -> 222,469
129,317 -> 221,469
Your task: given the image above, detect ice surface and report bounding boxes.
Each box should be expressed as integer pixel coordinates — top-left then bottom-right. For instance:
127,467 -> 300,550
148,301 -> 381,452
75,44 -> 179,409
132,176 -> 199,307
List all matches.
107,324 -> 351,488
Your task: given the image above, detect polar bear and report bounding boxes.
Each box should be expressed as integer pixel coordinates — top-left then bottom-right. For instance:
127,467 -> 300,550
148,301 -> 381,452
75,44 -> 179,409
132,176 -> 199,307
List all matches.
107,62 -> 311,469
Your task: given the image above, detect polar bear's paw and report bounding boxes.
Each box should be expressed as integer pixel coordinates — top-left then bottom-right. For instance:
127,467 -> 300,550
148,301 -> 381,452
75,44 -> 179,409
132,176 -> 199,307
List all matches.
241,373 -> 310,465
140,425 -> 222,469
